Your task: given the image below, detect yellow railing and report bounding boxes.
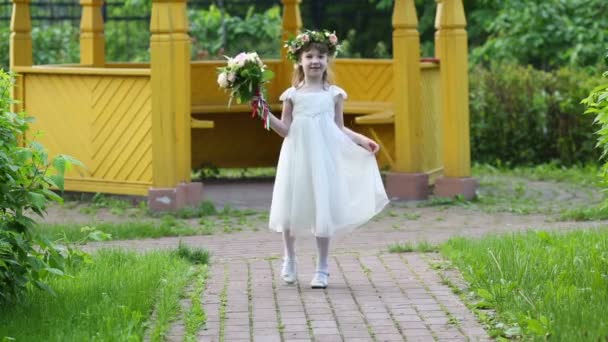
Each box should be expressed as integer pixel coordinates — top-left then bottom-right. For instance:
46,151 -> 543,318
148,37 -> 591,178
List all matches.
14,66 -> 153,195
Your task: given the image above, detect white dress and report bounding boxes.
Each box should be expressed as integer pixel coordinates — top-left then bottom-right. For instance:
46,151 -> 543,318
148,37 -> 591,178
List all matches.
269,85 -> 389,237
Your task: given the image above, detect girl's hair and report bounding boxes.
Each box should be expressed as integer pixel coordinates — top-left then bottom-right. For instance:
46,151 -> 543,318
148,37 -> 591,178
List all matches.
292,42 -> 335,88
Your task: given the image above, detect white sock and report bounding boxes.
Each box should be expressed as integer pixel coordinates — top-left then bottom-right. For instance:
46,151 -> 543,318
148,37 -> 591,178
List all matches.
283,230 -> 296,261
315,236 -> 330,273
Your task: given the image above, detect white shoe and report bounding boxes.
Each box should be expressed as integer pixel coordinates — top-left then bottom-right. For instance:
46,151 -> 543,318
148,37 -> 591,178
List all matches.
310,271 -> 329,289
281,258 -> 297,284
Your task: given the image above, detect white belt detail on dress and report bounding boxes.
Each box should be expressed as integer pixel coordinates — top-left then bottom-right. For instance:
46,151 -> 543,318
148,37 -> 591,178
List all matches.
296,112 -> 323,118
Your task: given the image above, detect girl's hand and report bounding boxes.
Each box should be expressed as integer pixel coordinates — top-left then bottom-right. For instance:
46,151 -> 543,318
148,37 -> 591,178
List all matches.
249,96 -> 260,108
361,138 -> 380,154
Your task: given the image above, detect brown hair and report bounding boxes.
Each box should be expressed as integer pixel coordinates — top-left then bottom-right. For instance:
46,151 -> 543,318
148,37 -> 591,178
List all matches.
291,42 -> 335,88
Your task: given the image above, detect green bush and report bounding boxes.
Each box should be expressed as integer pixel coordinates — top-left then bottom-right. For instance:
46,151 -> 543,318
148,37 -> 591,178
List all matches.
189,5 -> 282,60
470,63 -> 603,165
470,0 -> 608,71
32,22 -> 80,66
0,26 -> 8,70
582,65 -> 608,189
0,70 -> 84,304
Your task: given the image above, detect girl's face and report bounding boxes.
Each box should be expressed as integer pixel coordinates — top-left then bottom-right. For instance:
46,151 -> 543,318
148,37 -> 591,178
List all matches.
299,47 -> 328,79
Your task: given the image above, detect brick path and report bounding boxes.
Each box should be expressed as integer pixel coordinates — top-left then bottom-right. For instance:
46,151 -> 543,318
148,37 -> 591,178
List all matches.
187,253 -> 490,342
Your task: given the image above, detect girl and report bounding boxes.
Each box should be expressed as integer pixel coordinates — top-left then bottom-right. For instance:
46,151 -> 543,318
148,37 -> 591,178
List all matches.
261,29 -> 389,288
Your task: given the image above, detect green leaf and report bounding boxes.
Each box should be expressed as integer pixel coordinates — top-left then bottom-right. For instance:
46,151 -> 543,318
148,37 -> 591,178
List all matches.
526,319 -> 547,336
42,188 -> 62,203
262,69 -> 275,82
504,326 -> 522,338
52,156 -> 66,175
34,280 -> 57,296
44,267 -> 65,276
49,174 -> 65,191
27,192 -> 46,208
477,288 -> 494,301
88,230 -> 112,242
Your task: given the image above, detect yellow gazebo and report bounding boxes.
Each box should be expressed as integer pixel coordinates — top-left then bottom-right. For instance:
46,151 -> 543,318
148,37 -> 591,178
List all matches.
9,0 -> 476,210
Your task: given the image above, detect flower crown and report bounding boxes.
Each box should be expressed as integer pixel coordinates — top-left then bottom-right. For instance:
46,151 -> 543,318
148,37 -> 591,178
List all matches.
284,29 -> 341,63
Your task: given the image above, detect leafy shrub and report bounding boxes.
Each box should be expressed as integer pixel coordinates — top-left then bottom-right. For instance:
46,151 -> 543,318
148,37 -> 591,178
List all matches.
0,26 -> 8,70
582,65 -> 608,189
470,63 -> 603,165
0,70 -> 85,304
470,0 -> 608,71
189,5 -> 282,60
31,22 -> 80,66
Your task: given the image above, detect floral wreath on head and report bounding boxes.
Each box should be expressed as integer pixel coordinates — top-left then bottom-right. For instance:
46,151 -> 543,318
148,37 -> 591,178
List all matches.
284,29 -> 341,63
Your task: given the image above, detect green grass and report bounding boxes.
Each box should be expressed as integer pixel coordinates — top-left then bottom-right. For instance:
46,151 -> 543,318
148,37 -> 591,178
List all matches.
35,221 -> 205,241
388,241 -> 438,253
441,229 -> 608,341
414,163 -> 604,216
46,198 -> 266,241
192,167 -> 276,180
184,265 -> 208,342
559,205 -> 608,221
472,163 -> 602,187
0,249 -> 197,341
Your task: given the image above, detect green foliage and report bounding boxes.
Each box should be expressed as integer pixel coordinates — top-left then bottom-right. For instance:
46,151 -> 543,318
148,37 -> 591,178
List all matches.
470,63 -> 603,165
582,65 -> 608,203
338,29 -> 392,59
0,70 -> 85,304
189,5 -> 282,60
32,22 -> 80,66
0,26 -> 8,70
471,0 -> 608,70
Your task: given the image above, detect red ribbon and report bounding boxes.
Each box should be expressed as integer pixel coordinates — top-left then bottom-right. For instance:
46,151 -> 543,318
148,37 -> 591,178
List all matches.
251,88 -> 270,130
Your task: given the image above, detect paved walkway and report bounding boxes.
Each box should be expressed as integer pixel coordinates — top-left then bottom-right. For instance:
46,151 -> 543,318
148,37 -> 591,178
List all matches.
80,180 -> 606,342
186,253 -> 490,342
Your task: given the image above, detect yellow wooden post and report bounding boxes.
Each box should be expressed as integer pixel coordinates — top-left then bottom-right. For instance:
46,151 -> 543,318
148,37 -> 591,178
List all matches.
148,0 -> 199,211
434,0 -> 477,199
169,0 -> 192,184
79,0 -> 105,66
385,0 -> 428,200
150,0 -> 178,188
10,0 -> 32,115
280,0 -> 301,88
10,0 -> 32,69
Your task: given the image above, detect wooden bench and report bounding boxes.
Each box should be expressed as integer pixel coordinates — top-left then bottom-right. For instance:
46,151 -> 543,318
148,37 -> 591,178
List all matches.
190,101 -> 396,169
191,101 -> 394,127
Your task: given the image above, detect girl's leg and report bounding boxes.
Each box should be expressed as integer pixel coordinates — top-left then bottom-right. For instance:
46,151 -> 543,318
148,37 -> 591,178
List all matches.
283,230 -> 296,261
281,230 -> 297,284
311,236 -> 330,289
315,236 -> 330,273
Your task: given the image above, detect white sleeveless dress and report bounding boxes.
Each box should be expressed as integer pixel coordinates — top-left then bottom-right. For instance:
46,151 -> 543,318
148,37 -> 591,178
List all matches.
268,85 -> 389,237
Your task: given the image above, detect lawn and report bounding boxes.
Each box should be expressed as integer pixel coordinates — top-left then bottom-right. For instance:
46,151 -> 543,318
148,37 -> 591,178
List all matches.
441,228 -> 608,341
0,247 -> 209,341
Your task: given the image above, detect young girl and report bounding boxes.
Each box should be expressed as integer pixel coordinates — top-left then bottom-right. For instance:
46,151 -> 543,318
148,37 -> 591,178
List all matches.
261,30 -> 389,288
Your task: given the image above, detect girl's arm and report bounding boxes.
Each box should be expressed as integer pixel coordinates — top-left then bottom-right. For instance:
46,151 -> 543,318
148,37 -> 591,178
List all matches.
334,96 -> 380,153
267,99 -> 293,138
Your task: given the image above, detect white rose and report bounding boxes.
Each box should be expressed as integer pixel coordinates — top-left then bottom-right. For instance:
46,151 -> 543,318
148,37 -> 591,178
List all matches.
217,72 -> 229,88
246,52 -> 258,61
227,72 -> 236,83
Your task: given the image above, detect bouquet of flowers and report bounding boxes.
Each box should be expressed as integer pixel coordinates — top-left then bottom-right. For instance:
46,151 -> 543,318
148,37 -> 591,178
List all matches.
217,52 -> 275,130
